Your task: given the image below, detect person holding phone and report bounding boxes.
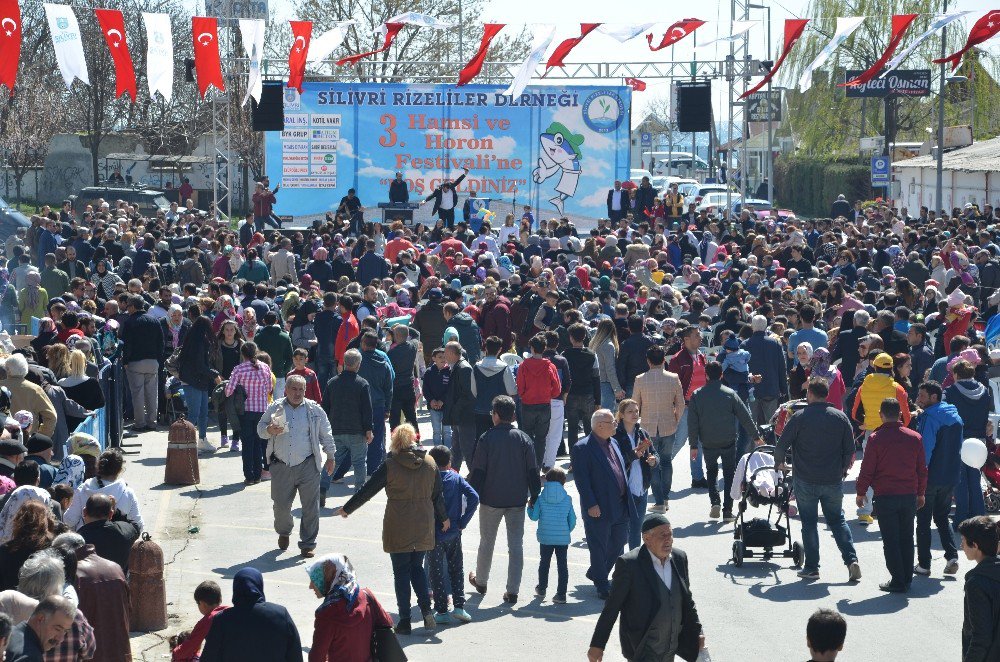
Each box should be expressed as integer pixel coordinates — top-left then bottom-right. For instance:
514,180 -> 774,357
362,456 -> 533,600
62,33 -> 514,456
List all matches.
613,398 -> 660,550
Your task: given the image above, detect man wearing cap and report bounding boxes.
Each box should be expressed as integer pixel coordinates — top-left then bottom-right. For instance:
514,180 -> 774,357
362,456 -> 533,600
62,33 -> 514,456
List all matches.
25,434 -> 56,489
588,513 -> 704,662
0,439 -> 26,479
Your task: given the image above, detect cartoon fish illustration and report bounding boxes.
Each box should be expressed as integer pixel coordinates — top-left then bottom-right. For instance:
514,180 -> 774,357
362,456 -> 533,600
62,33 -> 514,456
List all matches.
532,122 -> 584,216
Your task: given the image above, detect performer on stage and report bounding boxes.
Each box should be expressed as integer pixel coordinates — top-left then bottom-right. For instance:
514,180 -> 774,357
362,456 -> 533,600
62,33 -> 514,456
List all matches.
337,188 -> 364,235
389,172 -> 409,203
421,167 -> 469,229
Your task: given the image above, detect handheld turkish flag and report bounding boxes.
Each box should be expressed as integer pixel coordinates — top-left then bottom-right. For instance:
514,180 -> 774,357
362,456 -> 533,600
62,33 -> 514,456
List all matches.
647,19 -> 705,52
934,10 -> 1000,71
287,20 -> 312,93
625,77 -> 647,91
337,22 -> 404,66
457,23 -> 505,86
740,18 -> 809,99
95,9 -> 137,101
192,16 -> 224,97
546,23 -> 601,69
842,14 -> 918,87
0,0 -> 21,96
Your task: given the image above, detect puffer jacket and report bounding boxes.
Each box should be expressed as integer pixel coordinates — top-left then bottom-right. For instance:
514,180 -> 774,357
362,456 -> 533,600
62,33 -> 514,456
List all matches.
852,372 -> 911,431
917,401 -> 964,487
963,556 -> 1000,662
527,481 -> 577,546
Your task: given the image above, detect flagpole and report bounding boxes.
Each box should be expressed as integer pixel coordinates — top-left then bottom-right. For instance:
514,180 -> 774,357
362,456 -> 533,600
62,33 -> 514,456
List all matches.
934,0 -> 947,215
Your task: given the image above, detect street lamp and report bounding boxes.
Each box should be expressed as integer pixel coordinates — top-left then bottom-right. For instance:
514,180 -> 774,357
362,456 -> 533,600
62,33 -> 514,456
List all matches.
748,2 -> 772,202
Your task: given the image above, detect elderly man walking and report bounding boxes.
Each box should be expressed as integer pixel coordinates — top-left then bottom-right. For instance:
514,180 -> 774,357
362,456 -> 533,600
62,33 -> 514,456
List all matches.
321,348 -> 373,505
258,374 -> 336,558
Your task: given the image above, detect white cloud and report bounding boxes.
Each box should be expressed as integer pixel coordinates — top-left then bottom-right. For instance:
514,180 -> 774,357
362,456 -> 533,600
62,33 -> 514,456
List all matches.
578,188 -> 609,209
358,165 -> 394,177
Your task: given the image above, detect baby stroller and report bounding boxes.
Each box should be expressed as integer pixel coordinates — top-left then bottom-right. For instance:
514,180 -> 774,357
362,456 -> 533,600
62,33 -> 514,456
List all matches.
730,444 -> 803,568
164,377 -> 188,424
982,435 -> 1000,512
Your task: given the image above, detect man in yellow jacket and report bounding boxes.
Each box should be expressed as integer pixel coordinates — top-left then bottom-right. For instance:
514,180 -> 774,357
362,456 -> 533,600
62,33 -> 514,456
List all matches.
852,352 -> 912,524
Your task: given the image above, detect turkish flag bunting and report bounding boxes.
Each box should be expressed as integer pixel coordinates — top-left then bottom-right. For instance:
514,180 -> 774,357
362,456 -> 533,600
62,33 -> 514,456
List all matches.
287,21 -> 312,93
546,23 -> 601,69
842,14 -> 918,87
740,18 -> 809,99
625,77 -> 647,91
192,16 -> 224,97
0,0 -> 21,96
337,22 -> 404,66
457,23 -> 505,86
647,19 -> 705,51
95,9 -> 137,101
934,10 -> 1000,70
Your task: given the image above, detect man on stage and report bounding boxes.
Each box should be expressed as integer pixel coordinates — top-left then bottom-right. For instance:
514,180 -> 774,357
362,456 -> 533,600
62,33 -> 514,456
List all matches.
338,188 -> 364,235
389,172 -> 409,203
422,167 -> 469,229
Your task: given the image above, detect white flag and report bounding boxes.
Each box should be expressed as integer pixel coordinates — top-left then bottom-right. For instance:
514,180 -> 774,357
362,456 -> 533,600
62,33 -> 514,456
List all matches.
502,24 -> 555,99
695,20 -> 757,49
598,23 -> 656,43
43,4 -> 88,88
882,11 -> 972,77
142,12 -> 173,101
239,19 -> 265,106
307,21 -> 357,63
385,12 -> 454,31
798,16 -> 865,92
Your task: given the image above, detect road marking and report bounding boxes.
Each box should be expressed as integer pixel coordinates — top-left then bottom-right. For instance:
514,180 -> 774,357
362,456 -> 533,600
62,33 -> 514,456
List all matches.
151,488 -> 174,540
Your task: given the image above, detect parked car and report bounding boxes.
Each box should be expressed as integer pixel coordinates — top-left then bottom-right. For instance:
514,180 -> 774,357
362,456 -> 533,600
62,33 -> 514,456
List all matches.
72,186 -> 170,216
692,184 -> 737,205
0,197 -> 31,243
696,192 -> 742,214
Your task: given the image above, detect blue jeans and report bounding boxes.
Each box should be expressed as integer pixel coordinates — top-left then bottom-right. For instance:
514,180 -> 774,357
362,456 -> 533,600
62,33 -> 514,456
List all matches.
428,409 -> 452,447
649,434 -> 683,505
314,358 -> 335,396
538,544 -> 569,596
600,382 -> 617,410
239,412 -> 265,481
794,477 -> 858,573
366,405 -> 386,472
390,551 -> 430,621
676,409 -> 704,481
324,434 -> 368,494
954,464 -> 987,531
626,492 -> 647,550
182,385 -> 209,439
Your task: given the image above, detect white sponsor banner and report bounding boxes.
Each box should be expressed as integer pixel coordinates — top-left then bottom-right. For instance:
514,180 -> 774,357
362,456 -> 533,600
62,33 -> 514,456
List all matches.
44,4 -> 89,88
142,12 -> 173,101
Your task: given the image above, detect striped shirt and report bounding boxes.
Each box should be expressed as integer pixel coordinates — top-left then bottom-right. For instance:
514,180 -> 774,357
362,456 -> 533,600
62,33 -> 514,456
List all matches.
226,360 -> 274,412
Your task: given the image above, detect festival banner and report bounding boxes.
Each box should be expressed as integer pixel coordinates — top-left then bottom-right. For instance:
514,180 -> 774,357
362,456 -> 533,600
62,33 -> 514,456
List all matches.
546,23 -> 601,69
265,83 -> 631,220
798,16 -> 864,92
192,16 -> 224,97
239,18 -> 265,104
287,20 -> 312,93
142,12 -> 173,101
0,0 -> 21,95
96,9 -> 137,101
44,3 -> 88,88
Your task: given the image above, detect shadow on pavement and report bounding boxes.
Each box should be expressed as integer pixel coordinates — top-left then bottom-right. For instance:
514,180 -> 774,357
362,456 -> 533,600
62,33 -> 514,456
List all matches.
674,521 -> 728,537
212,549 -> 308,576
836,594 -> 910,616
748,578 -> 832,602
178,482 -> 245,499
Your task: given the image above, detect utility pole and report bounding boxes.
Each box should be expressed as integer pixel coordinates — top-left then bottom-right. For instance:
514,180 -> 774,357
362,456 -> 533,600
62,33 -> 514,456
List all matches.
935,0 -> 948,214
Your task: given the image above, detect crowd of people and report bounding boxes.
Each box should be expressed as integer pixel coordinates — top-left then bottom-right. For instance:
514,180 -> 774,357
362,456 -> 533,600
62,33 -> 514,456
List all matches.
0,181 -> 996,660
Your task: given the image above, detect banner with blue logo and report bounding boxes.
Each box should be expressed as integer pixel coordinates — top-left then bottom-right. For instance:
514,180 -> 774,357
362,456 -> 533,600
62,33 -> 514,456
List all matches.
264,82 -> 632,219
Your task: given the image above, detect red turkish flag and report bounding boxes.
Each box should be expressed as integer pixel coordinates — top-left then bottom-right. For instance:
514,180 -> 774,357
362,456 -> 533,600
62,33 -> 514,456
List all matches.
647,19 -> 705,52
287,20 -> 311,93
625,77 -> 647,91
546,23 -> 601,69
337,23 -> 404,66
740,18 -> 809,99
934,10 -> 1000,70
95,9 -> 137,102
843,14 -> 918,87
192,16 -> 224,97
0,0 -> 21,96
457,23 -> 505,86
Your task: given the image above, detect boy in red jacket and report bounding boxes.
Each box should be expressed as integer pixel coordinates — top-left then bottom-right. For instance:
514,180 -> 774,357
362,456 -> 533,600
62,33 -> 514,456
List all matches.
856,397 -> 928,593
516,335 -> 562,467
171,581 -> 228,661
288,349 -> 322,403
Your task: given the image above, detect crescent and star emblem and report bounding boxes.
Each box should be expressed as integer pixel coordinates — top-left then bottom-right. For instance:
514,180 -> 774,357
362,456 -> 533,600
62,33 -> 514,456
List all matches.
293,35 -> 306,53
1,17 -> 17,37
197,32 -> 214,46
670,26 -> 688,41
106,28 -> 122,47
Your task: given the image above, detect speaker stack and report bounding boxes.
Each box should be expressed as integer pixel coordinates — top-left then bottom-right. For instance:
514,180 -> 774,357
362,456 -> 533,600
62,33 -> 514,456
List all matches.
676,82 -> 712,133
251,82 -> 284,131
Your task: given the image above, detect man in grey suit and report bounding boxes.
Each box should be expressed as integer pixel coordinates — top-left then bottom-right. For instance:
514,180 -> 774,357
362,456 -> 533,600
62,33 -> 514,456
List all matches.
588,514 -> 705,662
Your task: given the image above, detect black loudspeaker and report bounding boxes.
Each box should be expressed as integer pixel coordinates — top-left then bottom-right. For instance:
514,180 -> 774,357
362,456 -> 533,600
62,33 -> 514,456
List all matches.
676,82 -> 712,133
251,82 -> 284,131
184,58 -> 195,83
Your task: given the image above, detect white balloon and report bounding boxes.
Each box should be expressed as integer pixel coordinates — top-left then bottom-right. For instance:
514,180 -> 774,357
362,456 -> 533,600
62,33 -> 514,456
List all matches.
961,438 -> 989,469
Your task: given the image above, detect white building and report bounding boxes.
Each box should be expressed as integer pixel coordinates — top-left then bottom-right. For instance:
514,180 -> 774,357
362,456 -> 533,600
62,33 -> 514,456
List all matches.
893,136 -> 1000,213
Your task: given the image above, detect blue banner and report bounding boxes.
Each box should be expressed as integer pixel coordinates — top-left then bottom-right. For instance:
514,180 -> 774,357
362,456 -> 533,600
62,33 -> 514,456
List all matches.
265,82 -> 632,219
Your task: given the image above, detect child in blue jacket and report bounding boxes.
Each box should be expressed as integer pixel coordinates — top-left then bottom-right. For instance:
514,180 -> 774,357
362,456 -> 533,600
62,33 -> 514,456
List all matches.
527,467 -> 577,603
428,445 -> 479,623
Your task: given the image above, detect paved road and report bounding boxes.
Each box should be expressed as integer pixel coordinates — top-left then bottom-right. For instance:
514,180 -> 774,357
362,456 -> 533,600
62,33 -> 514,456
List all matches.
128,413 -> 964,661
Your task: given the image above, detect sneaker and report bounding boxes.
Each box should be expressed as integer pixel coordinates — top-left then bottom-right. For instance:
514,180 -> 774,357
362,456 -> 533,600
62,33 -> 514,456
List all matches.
914,564 -> 931,576
300,549 -> 315,558
197,438 -> 216,453
552,593 -> 567,604
692,478 -> 709,489
434,612 -> 451,625
879,581 -> 906,593
709,504 -> 721,519
219,436 -> 230,448
664,499 -> 670,511
534,585 -> 545,598
422,610 -> 437,629
722,511 -> 735,523
797,568 -> 820,580
858,514 -> 874,525
649,504 -> 666,514
451,608 -> 472,622
230,440 -> 241,452
260,471 -> 272,481
848,562 -> 862,582
944,559 -> 960,575
395,620 -> 411,635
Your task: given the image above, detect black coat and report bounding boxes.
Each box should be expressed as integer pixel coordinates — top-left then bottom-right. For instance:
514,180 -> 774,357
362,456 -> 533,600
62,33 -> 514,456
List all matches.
613,422 -> 658,492
78,519 -> 140,574
424,172 -> 467,214
443,359 -> 475,427
616,333 -> 654,393
606,189 -> 632,217
963,556 -> 1000,662
322,371 -> 373,436
121,311 -> 165,363
201,601 -> 301,662
591,546 -> 702,662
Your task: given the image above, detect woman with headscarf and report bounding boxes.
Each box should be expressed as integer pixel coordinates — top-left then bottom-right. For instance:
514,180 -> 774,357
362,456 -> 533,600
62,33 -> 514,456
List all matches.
29,317 -> 58,358
305,247 -> 334,284
90,259 -> 123,301
211,296 -> 242,335
53,432 -> 101,488
201,568 -> 302,662
115,256 -> 133,283
788,342 -> 814,400
331,247 -> 355,282
0,483 -> 53,546
241,307 -> 259,341
305,553 -> 395,662
17,271 -> 48,321
290,299 -> 319,353
808,347 -> 847,410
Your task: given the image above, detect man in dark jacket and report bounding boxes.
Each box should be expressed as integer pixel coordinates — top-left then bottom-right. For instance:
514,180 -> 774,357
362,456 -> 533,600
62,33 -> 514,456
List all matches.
323,349 -> 373,501
945,360 -> 993,529
908,323 -> 935,393
742,314 -> 788,424
958,516 -> 1000,662
480,286 -> 513,349
7,596 -> 77,660
387,327 -> 419,430
915,381 -> 963,576
632,177 -> 656,219
776,379 -> 861,583
467,395 -> 540,604
976,249 -> 1000,315
355,240 -> 389,285
443,341 -> 476,471
253,312 -> 294,392
443,302 -> 482,364
422,168 -> 468,228
77,494 -> 140,573
563,323 -> 601,448
830,194 -> 852,219
121,295 -> 165,432
616,315 -> 653,397
312,292 -> 341,394
24,434 -> 56,488
875,310 -> 908,356
588,514 -> 704,662
606,181 -> 631,223
412,289 -> 447,364
357,333 -> 393,473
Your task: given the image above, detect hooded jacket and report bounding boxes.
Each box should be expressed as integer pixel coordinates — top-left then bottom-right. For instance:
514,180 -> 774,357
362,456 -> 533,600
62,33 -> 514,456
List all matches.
527,481 -> 577,546
437,469 -> 479,542
201,569 -> 301,662
254,325 -> 294,377
947,379 -> 994,438
963,556 -> 1000,662
447,312 -> 482,364
471,356 -> 516,414
917,401 -> 964,487
517,356 -> 562,406
357,349 -> 394,410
